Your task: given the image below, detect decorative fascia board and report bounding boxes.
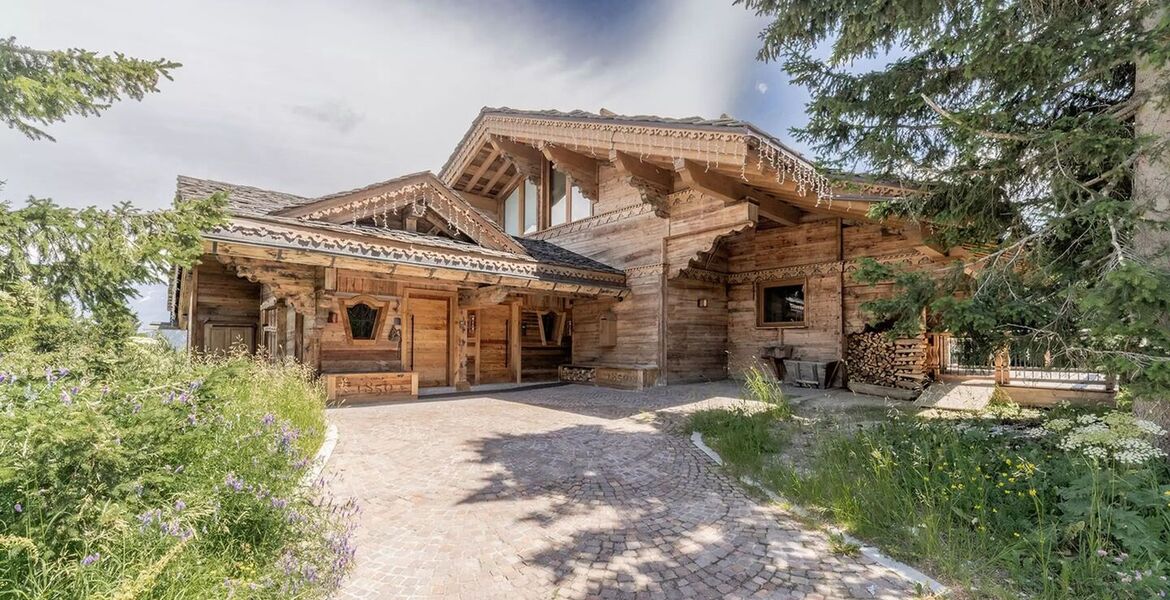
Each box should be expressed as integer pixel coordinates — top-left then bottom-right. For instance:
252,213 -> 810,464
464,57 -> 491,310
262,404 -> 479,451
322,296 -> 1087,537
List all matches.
525,203 -> 655,240
205,220 -> 626,290
725,251 -> 934,284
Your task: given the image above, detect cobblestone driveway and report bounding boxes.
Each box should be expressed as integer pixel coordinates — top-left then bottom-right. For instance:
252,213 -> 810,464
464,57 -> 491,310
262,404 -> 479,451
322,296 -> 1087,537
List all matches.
325,383 -> 917,599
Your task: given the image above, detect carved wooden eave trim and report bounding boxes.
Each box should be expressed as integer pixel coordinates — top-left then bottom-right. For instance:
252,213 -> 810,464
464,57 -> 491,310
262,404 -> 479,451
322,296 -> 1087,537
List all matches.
725,251 -> 937,285
675,267 -> 728,284
666,219 -> 755,280
276,172 -> 525,256
525,202 -> 655,240
203,221 -> 628,294
441,112 -> 835,207
625,263 -> 665,277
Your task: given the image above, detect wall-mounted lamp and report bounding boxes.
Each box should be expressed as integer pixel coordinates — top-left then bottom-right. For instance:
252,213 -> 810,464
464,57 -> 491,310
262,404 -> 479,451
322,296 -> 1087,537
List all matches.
697,298 -> 709,308
327,311 -> 339,324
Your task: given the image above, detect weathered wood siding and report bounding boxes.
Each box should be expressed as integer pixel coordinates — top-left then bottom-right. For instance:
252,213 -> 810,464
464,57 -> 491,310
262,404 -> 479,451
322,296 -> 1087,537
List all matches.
192,258 -> 261,351
665,277 -> 728,381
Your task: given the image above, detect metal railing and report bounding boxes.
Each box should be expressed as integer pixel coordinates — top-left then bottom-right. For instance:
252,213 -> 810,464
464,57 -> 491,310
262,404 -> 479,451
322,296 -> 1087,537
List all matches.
936,334 -> 1114,391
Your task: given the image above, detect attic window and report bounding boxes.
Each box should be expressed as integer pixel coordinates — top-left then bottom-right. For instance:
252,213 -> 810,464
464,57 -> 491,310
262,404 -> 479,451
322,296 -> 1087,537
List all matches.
346,302 -> 380,340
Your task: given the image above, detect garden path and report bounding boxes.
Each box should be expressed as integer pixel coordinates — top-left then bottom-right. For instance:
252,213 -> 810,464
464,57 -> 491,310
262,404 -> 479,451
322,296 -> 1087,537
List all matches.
324,382 -> 917,599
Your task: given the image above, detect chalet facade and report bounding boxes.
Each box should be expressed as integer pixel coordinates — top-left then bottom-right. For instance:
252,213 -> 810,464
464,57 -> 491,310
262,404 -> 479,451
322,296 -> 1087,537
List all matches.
170,108 -> 952,401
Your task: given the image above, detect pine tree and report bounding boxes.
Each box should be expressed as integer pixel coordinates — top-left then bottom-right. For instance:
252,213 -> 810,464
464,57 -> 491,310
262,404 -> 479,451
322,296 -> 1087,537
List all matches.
0,37 -> 223,345
738,1 -> 1170,417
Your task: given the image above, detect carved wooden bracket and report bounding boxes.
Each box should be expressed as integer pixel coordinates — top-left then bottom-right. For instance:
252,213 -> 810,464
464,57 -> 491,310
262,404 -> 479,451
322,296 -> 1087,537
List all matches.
216,255 -> 318,316
610,150 -> 672,217
539,142 -> 599,202
490,135 -> 543,185
458,284 -> 511,309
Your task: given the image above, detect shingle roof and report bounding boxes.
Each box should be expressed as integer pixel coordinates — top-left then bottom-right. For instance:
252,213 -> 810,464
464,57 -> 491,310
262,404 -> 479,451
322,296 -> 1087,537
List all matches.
513,237 -> 622,274
176,175 -> 623,276
176,175 -> 311,216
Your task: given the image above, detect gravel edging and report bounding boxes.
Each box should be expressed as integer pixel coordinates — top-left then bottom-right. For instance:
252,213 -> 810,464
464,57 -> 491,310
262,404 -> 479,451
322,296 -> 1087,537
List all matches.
301,422 -> 339,487
690,430 -> 948,596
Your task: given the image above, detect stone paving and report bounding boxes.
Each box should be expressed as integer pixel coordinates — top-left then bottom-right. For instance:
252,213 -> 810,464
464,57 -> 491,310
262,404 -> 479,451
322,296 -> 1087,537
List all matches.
325,382 -> 918,599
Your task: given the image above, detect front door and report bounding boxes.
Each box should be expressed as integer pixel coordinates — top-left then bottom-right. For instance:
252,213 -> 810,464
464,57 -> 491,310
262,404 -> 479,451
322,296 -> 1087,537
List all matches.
409,296 -> 450,387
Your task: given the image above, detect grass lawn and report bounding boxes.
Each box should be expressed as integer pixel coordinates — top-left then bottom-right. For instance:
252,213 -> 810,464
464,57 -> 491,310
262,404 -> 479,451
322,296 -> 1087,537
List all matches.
691,374 -> 1170,600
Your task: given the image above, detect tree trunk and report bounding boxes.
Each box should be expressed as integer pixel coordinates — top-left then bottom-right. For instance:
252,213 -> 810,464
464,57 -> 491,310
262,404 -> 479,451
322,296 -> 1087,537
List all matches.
1132,6 -> 1170,451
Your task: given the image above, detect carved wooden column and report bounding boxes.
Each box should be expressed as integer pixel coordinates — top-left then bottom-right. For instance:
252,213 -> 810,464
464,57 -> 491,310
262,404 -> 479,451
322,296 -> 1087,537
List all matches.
455,308 -> 471,391
510,300 -> 522,384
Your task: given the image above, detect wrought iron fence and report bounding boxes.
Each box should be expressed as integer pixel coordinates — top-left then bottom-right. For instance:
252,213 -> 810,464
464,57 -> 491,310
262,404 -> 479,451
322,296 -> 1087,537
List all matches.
937,334 -> 1113,390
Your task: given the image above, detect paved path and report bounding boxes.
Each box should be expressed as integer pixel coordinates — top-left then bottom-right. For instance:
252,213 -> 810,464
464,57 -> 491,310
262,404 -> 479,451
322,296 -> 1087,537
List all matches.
325,383 -> 916,599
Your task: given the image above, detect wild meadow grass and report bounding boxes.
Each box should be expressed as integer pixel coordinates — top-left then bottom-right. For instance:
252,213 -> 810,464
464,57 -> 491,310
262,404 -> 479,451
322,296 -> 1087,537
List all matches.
0,343 -> 357,599
690,377 -> 1170,599
690,366 -> 792,474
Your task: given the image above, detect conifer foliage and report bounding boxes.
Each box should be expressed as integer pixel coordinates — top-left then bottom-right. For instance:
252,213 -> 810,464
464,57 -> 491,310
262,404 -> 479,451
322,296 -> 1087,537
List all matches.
739,0 -> 1170,397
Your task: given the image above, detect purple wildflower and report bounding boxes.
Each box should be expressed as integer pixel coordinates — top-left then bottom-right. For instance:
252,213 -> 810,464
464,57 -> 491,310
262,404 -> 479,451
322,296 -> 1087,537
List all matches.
270,497 -> 288,509
1097,549 -> 1108,557
80,553 -> 100,566
100,384 -> 110,395
224,472 -> 245,492
60,391 -> 72,406
59,368 -> 70,378
174,499 -> 186,511
261,413 -> 276,427
70,386 -> 79,395
132,402 -> 142,414
189,380 -> 202,391
13,503 -> 21,513
187,413 -> 197,426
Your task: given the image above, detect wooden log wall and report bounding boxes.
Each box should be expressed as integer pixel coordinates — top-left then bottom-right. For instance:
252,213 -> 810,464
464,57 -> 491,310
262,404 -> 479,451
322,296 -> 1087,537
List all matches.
665,277 -> 728,382
191,258 -> 262,351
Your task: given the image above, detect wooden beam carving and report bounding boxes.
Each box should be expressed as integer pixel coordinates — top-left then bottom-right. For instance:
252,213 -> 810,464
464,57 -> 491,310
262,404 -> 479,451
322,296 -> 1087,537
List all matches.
904,223 -> 950,259
458,285 -> 511,309
611,150 -> 672,217
539,142 -> 599,202
674,158 -> 747,206
217,255 -> 318,315
489,135 -> 543,184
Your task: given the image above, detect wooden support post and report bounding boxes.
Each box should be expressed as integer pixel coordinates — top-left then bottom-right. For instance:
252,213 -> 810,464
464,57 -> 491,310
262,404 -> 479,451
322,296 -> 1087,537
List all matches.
510,300 -> 522,384
994,348 -> 1011,386
455,308 -> 471,391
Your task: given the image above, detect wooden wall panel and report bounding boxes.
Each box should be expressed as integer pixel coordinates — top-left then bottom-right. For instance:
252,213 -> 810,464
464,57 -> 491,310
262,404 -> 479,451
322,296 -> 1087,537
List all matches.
666,277 -> 728,382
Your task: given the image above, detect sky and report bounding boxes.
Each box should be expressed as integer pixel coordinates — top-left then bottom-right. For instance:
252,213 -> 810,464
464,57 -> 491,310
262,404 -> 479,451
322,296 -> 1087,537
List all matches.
1,0 -> 815,325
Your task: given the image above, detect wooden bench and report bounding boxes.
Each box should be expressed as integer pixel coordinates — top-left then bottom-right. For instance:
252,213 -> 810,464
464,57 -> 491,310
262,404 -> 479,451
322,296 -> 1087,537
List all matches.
558,364 -> 660,391
323,371 -> 419,405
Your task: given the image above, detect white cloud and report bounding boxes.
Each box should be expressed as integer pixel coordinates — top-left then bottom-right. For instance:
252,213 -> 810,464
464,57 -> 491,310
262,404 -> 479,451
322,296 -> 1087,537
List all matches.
0,0 -> 770,324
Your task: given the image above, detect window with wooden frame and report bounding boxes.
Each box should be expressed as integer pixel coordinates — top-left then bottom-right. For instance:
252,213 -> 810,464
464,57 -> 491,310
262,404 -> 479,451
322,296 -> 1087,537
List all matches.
756,280 -> 807,328
502,179 -> 540,236
548,166 -> 592,227
339,296 -> 387,343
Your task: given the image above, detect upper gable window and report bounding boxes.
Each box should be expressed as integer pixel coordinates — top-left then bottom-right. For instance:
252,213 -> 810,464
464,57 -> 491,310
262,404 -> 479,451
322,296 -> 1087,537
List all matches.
502,180 -> 539,236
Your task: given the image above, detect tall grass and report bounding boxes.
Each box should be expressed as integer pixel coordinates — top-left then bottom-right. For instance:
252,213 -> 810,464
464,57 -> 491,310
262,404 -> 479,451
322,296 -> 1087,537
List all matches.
0,343 -> 356,599
690,366 -> 792,474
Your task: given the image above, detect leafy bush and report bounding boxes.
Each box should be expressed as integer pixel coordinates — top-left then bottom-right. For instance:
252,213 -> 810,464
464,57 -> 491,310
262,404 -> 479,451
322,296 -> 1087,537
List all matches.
771,412 -> 1170,599
0,344 -> 356,599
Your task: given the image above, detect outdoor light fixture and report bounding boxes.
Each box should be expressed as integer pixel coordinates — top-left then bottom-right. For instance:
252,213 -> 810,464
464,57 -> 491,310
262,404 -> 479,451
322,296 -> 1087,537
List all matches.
327,311 -> 339,324
697,298 -> 709,308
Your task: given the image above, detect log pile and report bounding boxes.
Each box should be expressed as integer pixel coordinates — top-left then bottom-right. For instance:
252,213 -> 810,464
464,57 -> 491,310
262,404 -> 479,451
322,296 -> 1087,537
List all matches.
846,332 -> 929,392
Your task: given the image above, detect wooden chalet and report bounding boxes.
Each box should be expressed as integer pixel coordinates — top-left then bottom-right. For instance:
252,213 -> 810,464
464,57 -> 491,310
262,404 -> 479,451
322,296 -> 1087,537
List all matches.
170,108 -> 957,402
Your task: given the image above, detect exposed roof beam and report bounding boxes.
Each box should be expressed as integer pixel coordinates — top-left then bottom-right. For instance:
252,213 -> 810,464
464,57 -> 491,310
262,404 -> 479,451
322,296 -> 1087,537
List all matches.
479,162 -> 511,196
540,142 -> 599,202
489,135 -> 543,184
673,158 -> 747,206
748,193 -> 802,226
464,148 -> 500,193
610,150 -> 673,217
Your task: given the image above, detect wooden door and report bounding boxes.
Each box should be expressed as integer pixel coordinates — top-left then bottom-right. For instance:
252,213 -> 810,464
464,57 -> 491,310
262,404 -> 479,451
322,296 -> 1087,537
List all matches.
203,324 -> 256,354
477,304 -> 512,383
409,296 -> 450,387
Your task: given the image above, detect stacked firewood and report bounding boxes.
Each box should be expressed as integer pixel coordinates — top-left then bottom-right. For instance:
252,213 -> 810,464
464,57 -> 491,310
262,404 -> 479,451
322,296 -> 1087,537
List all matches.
846,332 -> 929,391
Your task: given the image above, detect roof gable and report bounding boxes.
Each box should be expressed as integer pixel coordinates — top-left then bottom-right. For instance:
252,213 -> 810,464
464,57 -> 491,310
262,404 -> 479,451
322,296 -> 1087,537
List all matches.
277,172 -> 525,255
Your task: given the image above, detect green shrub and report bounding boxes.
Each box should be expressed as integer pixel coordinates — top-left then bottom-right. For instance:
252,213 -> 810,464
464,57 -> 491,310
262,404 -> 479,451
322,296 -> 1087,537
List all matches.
0,344 -> 355,599
770,413 -> 1170,599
